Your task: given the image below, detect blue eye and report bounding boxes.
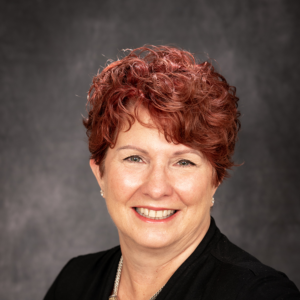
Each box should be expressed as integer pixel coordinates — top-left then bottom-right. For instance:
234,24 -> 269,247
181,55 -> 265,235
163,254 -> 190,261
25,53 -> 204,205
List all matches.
125,156 -> 142,163
177,160 -> 195,167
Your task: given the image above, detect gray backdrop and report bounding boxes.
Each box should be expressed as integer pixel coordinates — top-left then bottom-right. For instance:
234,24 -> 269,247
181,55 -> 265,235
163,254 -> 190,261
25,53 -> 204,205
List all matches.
1,0 -> 300,299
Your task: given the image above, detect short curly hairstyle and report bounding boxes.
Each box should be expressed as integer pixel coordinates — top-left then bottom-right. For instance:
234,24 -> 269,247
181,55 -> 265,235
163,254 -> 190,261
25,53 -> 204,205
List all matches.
83,45 -> 240,186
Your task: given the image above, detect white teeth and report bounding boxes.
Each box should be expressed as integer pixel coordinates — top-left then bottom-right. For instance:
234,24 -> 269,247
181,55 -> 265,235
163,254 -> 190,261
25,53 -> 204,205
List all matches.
156,211 -> 163,218
149,210 -> 156,217
135,208 -> 176,220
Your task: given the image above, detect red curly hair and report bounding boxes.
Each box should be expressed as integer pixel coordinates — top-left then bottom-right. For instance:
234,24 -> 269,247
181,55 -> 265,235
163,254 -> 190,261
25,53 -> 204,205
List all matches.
83,45 -> 240,186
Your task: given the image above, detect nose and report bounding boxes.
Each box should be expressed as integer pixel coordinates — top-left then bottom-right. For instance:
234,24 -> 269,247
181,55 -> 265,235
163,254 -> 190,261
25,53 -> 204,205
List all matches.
141,163 -> 173,200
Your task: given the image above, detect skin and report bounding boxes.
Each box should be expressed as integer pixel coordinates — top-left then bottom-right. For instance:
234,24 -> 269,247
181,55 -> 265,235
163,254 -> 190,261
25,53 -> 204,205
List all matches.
90,107 -> 218,300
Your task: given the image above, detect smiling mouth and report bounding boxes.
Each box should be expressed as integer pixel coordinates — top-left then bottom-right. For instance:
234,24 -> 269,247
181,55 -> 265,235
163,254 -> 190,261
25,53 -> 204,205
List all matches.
135,207 -> 176,220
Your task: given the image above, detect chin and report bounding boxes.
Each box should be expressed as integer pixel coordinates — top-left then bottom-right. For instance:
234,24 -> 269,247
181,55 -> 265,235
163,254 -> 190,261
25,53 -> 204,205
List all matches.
131,231 -> 178,249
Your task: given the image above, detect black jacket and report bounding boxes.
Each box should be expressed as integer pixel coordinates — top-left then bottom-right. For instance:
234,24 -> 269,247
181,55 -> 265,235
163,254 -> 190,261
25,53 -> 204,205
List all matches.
44,218 -> 300,299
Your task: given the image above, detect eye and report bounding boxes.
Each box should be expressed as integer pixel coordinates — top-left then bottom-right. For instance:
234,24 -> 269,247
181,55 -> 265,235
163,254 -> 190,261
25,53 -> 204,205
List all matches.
177,160 -> 195,167
124,155 -> 143,163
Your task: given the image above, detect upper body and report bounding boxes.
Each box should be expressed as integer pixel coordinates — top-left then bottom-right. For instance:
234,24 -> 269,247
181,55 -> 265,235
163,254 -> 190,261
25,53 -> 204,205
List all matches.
44,45 -> 299,299
44,218 -> 300,300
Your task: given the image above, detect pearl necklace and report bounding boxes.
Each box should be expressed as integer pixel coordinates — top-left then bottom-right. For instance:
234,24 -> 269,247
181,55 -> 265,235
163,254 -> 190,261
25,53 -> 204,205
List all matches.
109,256 -> 165,300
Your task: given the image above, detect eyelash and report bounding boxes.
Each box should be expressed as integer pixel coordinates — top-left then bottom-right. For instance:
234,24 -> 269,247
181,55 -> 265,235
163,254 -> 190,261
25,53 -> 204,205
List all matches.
124,155 -> 143,163
124,156 -> 196,167
177,160 -> 196,167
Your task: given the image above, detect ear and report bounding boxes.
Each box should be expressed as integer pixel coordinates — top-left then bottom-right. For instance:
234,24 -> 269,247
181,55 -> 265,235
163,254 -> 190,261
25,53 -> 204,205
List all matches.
89,159 -> 104,188
212,180 -> 221,196
210,182 -> 220,207
210,186 -> 218,201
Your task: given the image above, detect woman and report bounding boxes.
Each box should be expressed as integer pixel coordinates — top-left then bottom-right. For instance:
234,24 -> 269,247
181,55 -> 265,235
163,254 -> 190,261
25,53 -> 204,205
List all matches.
44,45 -> 300,300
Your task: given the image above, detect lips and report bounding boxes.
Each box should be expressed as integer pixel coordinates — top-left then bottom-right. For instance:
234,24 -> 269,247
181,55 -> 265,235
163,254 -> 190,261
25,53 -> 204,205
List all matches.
135,207 -> 176,220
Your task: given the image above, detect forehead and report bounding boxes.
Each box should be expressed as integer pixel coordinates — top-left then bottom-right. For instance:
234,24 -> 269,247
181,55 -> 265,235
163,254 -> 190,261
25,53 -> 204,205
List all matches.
115,108 -> 202,156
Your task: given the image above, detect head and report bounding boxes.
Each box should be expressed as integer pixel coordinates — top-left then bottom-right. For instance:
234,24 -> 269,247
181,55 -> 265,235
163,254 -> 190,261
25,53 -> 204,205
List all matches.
84,45 -> 240,187
84,45 -> 240,249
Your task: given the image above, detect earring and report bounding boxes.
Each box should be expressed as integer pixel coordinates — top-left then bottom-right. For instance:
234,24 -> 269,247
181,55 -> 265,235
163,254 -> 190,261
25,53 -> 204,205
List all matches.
100,190 -> 104,197
212,197 -> 215,205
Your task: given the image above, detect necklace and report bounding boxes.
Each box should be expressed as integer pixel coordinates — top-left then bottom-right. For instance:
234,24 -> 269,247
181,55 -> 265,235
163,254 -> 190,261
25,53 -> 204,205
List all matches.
109,256 -> 165,300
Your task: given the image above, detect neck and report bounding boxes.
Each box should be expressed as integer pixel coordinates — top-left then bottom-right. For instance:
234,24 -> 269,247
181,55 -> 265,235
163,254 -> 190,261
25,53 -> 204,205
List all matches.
117,217 -> 211,300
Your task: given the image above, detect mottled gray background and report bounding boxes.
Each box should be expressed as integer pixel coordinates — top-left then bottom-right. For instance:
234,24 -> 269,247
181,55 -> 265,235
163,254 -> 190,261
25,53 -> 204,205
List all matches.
1,0 -> 300,299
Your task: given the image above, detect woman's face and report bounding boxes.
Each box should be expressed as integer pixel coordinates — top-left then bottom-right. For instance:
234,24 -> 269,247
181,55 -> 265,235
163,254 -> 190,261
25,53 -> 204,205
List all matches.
91,108 -> 218,251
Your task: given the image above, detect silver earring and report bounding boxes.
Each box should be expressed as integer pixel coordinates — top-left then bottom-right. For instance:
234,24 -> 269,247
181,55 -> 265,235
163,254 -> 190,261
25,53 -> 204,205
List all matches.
100,190 -> 104,197
212,197 -> 215,205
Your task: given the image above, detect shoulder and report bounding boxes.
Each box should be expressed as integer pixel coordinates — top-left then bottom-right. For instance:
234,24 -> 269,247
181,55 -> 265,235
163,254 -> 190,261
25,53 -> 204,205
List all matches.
63,245 -> 121,274
44,246 -> 121,300
209,233 -> 300,299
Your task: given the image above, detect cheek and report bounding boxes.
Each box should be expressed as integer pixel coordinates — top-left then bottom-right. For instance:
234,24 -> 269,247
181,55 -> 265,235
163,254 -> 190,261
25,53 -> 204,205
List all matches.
173,171 -> 213,206
106,164 -> 144,204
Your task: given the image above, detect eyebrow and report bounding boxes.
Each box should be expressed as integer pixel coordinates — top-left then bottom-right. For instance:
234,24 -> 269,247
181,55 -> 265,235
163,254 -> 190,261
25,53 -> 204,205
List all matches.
116,145 -> 202,158
117,145 -> 149,154
173,149 -> 203,158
